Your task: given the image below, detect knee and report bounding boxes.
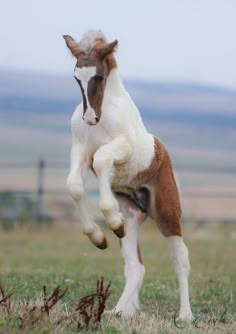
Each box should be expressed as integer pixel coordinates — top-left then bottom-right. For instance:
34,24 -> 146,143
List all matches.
82,225 -> 95,236
93,151 -> 112,174
99,199 -> 114,213
67,181 -> 84,200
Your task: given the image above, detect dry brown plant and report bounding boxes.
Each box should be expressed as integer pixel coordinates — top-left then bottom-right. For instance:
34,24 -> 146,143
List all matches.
57,276 -> 111,330
0,277 -> 111,332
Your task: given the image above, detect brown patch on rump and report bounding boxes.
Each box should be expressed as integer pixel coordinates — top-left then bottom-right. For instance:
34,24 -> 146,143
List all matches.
132,136 -> 182,237
131,137 -> 164,186
151,144 -> 182,237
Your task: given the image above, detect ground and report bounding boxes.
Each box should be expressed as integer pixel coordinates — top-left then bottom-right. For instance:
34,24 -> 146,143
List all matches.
0,221 -> 235,333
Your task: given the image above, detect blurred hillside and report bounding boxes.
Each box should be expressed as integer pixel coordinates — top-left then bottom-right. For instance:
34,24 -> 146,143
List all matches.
1,68 -> 236,120
1,69 -> 236,168
0,69 -> 236,222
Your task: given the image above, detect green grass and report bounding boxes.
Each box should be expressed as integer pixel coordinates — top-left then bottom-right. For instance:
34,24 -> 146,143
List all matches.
0,222 -> 236,333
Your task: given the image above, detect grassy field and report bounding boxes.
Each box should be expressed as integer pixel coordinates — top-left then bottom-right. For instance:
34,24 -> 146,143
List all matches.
0,222 -> 236,333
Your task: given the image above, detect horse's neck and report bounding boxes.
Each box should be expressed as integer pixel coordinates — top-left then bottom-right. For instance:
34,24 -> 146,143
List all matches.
104,69 -> 126,100
103,68 -> 148,134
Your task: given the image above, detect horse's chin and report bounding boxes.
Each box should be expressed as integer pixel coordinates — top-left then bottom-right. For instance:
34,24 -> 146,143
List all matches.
84,120 -> 97,126
83,117 -> 99,126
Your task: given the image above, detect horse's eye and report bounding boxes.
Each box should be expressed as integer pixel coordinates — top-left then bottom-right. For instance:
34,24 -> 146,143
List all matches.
94,75 -> 104,82
91,84 -> 97,96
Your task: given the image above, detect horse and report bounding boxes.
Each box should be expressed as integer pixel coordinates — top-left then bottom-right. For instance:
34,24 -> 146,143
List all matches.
63,30 -> 192,320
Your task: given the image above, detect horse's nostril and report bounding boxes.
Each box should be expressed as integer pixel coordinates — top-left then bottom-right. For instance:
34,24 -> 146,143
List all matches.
95,117 -> 99,123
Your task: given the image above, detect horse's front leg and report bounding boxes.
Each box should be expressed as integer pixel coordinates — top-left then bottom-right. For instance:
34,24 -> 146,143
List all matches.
93,136 -> 131,238
67,143 -> 107,249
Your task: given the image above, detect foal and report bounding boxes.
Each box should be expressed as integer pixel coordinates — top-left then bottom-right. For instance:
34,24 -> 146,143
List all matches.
63,30 -> 192,320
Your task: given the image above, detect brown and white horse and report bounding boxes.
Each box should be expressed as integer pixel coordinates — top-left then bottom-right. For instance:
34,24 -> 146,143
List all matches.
63,30 -> 192,320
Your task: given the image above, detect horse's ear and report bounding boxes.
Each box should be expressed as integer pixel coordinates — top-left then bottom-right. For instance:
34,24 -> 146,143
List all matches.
97,40 -> 118,60
63,35 -> 84,58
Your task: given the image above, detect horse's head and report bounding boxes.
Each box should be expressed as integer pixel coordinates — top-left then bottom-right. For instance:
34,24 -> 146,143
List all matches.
63,31 -> 118,126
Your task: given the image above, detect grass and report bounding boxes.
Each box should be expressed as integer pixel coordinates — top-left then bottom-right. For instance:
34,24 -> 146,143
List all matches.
0,221 -> 236,333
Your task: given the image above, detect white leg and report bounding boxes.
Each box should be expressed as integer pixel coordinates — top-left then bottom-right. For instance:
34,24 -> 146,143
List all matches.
93,137 -> 131,237
111,195 -> 147,317
67,143 -> 107,249
167,236 -> 193,321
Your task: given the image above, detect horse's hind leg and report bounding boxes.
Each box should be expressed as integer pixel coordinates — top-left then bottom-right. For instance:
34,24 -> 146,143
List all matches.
154,198 -> 192,320
150,150 -> 192,321
111,193 -> 147,317
167,235 -> 192,320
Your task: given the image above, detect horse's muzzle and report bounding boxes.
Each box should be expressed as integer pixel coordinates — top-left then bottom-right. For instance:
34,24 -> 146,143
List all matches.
82,116 -> 98,126
82,109 -> 99,126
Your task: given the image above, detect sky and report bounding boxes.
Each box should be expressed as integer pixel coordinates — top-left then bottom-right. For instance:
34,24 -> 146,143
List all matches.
0,0 -> 236,89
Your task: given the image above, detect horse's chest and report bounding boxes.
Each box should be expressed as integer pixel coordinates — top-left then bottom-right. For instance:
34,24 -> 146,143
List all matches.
84,130 -> 111,160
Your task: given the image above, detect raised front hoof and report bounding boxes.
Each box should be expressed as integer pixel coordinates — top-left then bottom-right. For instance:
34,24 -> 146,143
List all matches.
95,237 -> 108,250
113,223 -> 126,239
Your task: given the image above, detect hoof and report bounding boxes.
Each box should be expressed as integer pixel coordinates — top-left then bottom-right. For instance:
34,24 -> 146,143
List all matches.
113,223 -> 126,239
104,309 -> 122,317
178,309 -> 193,322
105,307 -> 138,318
96,237 -> 108,250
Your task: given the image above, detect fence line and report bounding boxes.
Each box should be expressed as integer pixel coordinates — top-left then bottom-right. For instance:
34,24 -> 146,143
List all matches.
1,159 -> 236,222
1,161 -> 236,174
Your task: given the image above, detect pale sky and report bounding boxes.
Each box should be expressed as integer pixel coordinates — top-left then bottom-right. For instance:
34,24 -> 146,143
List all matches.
0,0 -> 236,88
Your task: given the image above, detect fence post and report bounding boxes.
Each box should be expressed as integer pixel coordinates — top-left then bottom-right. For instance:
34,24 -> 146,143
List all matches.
36,158 -> 45,222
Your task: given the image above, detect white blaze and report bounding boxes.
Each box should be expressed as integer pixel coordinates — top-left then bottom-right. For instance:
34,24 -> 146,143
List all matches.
74,66 -> 97,125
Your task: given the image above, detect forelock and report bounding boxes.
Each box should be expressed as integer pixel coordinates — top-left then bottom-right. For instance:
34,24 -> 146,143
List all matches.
79,30 -> 107,53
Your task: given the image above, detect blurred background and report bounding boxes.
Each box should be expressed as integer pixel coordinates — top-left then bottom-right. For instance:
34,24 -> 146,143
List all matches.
0,0 -> 236,229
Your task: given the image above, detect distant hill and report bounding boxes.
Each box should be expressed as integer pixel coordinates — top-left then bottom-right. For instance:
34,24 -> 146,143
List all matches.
1,69 -> 236,127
